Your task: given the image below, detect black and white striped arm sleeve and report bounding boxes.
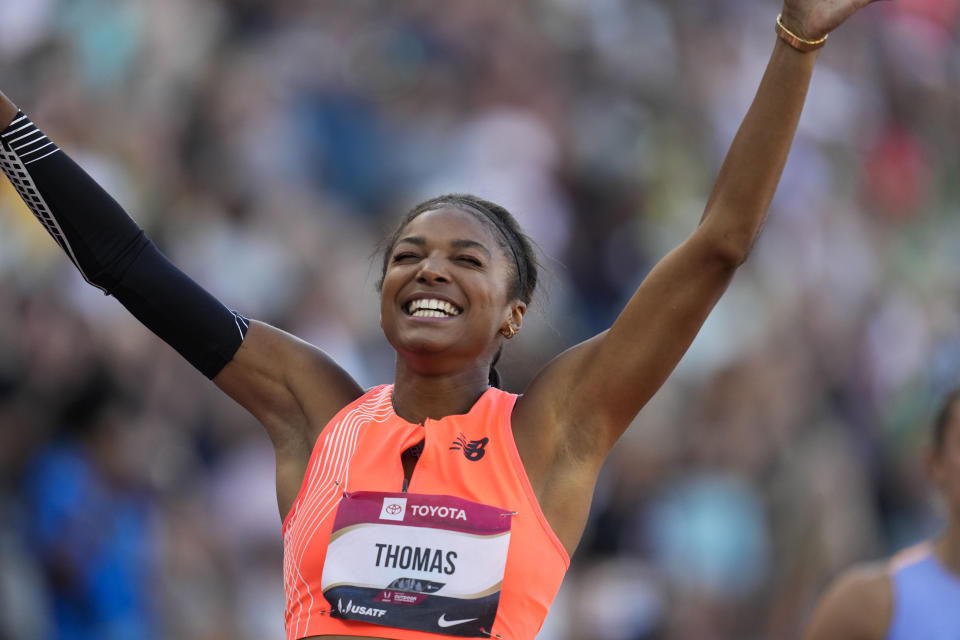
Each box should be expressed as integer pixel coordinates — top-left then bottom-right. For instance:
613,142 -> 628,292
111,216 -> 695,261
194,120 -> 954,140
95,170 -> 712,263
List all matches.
0,111 -> 249,379
0,113 -> 97,286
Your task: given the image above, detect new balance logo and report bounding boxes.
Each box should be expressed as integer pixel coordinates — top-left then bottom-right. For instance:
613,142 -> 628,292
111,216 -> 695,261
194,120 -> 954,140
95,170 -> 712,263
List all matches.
450,433 -> 488,461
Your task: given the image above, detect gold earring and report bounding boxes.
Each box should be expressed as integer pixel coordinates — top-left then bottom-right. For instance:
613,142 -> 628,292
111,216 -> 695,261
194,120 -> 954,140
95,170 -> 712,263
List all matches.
501,325 -> 517,339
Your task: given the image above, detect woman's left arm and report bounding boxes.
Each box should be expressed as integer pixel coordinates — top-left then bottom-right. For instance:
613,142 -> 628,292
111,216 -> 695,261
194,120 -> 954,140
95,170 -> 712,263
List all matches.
516,2 -> 881,465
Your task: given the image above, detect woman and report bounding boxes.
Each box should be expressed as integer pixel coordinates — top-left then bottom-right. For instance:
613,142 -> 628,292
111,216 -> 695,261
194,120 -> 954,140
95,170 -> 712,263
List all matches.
804,389 -> 960,640
0,1 -> 881,638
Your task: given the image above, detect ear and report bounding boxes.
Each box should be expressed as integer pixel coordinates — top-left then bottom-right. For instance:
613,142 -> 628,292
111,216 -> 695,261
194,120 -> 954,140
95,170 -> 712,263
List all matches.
508,300 -> 526,331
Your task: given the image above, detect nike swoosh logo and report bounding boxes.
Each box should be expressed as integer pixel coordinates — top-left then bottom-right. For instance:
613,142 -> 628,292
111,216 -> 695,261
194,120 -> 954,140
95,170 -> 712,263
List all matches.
438,613 -> 479,627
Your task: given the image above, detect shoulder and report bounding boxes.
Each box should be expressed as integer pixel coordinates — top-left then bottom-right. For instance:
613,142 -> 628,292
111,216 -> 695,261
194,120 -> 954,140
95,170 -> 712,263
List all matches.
828,563 -> 892,612
805,562 -> 892,640
227,321 -> 363,415
888,542 -> 933,573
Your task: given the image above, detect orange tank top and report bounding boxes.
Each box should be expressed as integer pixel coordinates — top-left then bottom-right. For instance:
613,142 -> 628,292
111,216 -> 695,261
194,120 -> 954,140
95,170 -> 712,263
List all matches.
281,385 -> 570,640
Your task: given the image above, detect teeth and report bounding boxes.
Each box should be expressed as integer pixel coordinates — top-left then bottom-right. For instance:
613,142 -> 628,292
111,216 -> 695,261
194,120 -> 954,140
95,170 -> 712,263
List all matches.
406,298 -> 461,316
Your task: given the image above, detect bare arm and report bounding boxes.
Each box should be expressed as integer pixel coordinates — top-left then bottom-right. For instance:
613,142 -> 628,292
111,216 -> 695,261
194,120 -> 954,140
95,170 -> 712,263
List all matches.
519,34 -> 821,456
514,3 -> 880,550
804,565 -> 892,640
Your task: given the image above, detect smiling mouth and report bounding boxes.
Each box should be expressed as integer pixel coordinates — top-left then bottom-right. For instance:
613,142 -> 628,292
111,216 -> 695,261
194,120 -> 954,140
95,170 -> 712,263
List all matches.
404,298 -> 463,318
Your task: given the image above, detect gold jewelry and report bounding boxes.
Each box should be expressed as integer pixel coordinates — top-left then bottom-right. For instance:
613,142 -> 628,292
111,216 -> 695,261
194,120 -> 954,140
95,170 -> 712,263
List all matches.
775,14 -> 827,52
501,326 -> 517,339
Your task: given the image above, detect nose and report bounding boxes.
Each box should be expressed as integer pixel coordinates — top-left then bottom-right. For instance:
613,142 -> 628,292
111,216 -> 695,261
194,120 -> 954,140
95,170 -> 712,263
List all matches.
416,256 -> 449,284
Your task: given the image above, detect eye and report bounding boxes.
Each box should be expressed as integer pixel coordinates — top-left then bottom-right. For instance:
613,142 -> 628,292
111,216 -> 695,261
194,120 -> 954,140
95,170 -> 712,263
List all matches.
455,255 -> 483,267
392,252 -> 420,263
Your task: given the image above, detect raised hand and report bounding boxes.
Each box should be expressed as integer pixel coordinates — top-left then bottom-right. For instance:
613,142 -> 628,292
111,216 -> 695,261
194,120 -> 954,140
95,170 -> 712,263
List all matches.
780,0 -> 885,41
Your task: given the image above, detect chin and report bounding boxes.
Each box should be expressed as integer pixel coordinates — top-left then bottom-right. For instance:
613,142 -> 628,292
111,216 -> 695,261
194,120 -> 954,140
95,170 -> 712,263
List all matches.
403,338 -> 451,355
387,329 -> 452,356
391,333 -> 488,367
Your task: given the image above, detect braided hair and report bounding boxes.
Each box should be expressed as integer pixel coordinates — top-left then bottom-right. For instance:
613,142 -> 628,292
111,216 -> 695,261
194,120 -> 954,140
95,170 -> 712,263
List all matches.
379,194 -> 539,388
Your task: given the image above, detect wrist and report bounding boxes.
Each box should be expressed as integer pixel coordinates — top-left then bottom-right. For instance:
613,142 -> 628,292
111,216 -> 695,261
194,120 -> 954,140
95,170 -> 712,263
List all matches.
777,11 -> 825,42
776,13 -> 828,53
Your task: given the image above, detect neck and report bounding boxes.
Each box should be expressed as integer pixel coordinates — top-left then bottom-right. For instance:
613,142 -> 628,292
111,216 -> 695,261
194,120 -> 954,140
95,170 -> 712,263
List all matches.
392,360 -> 491,424
935,515 -> 960,575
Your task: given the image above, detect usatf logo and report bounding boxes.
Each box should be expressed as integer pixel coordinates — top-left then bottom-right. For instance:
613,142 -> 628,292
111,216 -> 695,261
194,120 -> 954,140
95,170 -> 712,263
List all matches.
379,497 -> 407,521
337,598 -> 387,618
450,433 -> 488,461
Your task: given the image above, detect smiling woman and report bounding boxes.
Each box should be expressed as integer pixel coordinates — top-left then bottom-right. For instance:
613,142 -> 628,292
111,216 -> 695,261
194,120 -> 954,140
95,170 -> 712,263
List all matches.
377,195 -> 537,392
0,1 -> 884,638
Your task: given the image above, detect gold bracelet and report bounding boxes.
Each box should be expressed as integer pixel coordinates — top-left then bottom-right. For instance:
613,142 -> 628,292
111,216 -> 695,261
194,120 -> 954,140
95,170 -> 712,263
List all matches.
775,13 -> 827,52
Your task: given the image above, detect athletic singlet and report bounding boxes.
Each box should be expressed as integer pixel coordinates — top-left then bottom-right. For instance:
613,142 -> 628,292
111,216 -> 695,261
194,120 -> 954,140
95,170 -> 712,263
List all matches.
281,385 -> 570,640
887,543 -> 960,640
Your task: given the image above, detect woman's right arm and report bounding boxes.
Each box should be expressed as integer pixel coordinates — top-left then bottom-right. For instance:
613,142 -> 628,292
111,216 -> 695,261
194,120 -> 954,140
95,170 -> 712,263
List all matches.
0,92 -> 363,512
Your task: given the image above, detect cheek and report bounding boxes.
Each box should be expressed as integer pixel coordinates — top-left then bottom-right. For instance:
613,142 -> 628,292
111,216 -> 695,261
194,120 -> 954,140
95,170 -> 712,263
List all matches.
476,266 -> 515,307
379,269 -> 403,304
467,279 -> 509,318
378,279 -> 403,329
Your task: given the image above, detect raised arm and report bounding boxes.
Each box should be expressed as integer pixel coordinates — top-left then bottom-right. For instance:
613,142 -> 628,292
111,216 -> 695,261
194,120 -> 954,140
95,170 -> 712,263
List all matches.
0,91 -> 362,515
515,2 -> 880,493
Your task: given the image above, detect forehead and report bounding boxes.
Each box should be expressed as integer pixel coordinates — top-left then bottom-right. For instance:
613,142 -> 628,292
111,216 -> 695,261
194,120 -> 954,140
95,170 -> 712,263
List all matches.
398,206 -> 501,248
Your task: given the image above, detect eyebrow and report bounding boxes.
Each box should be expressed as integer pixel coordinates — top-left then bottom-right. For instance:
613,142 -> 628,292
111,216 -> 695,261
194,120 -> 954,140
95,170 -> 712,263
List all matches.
396,236 -> 492,257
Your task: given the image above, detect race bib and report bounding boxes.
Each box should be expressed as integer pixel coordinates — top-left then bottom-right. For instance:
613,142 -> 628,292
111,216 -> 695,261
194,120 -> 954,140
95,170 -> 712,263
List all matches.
321,491 -> 512,637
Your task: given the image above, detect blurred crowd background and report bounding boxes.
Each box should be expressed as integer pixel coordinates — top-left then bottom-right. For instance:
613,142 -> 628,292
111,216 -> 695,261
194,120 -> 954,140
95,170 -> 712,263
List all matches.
0,0 -> 956,638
